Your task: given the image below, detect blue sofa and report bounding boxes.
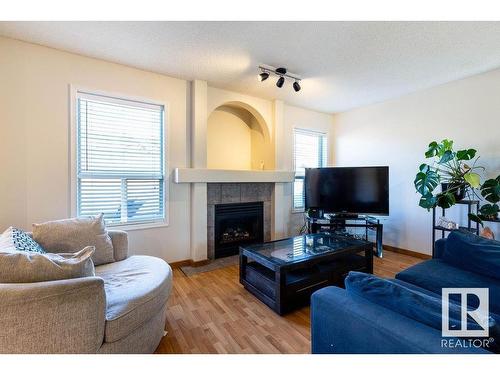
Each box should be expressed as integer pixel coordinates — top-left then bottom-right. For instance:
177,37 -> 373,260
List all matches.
311,231 -> 500,354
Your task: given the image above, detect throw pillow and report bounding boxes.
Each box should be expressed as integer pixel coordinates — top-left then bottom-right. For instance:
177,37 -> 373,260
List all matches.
443,230 -> 500,280
33,213 -> 115,266
0,227 -> 46,253
0,246 -> 95,283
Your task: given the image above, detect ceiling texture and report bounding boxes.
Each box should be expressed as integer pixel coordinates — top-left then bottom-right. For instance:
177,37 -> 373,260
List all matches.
2,21 -> 500,113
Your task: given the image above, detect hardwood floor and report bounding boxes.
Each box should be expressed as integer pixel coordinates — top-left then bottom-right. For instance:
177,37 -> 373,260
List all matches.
155,250 -> 423,354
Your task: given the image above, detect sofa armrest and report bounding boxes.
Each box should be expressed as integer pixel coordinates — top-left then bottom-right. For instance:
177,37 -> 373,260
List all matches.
108,230 -> 128,261
0,277 -> 106,353
434,238 -> 447,259
311,286 -> 490,354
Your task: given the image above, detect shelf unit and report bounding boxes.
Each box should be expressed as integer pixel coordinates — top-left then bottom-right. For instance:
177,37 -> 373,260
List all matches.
483,218 -> 500,224
432,200 -> 479,257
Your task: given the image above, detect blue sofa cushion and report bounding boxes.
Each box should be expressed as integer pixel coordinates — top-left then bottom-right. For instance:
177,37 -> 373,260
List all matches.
391,278 -> 442,298
443,230 -> 500,280
345,272 -> 488,333
434,237 -> 447,259
311,286 -> 490,354
396,259 -> 500,316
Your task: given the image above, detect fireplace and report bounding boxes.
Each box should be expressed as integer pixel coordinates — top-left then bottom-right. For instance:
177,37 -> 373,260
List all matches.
214,201 -> 264,259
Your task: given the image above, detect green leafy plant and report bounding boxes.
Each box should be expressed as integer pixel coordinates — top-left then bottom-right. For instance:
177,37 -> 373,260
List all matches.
414,139 -> 484,210
469,175 -> 500,226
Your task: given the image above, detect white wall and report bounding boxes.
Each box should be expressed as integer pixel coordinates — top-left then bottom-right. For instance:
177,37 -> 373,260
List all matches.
282,105 -> 335,235
0,36 -> 191,263
333,68 -> 500,254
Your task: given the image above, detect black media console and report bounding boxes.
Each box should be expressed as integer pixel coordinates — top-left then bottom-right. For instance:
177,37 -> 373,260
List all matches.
306,213 -> 384,257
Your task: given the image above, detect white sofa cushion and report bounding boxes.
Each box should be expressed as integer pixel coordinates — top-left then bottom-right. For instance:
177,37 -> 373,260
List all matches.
33,214 -> 115,266
95,255 -> 172,343
0,246 -> 95,283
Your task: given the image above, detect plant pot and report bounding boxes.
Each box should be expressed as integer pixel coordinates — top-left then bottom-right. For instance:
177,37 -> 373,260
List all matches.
441,183 -> 466,202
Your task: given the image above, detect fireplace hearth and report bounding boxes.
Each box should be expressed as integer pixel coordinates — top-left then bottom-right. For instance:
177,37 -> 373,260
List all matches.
214,202 -> 264,259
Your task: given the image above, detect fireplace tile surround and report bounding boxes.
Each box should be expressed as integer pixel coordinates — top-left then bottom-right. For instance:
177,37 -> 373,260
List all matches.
207,183 -> 273,259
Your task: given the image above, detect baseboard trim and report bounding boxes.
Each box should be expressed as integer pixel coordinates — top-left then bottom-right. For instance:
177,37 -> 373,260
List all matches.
170,246 -> 430,268
383,245 -> 431,260
169,260 -> 191,269
170,259 -> 211,269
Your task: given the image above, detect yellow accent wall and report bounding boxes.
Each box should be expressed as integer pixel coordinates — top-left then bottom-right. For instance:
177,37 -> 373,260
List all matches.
207,105 -> 274,170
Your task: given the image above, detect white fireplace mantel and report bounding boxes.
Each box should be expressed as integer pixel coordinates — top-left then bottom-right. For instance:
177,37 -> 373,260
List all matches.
174,168 -> 294,184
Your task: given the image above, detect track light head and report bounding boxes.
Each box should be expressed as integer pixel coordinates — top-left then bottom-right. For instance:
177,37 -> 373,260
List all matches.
259,71 -> 270,82
276,76 -> 285,88
293,81 -> 301,92
276,67 -> 287,75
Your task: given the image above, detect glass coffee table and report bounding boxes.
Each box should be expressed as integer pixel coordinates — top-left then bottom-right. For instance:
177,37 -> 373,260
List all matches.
239,233 -> 373,315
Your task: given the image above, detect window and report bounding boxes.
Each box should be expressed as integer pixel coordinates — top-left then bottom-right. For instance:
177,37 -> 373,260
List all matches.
293,128 -> 327,211
76,91 -> 165,226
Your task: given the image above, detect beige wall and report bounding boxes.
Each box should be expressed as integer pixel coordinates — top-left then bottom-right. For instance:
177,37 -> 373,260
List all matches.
207,87 -> 276,171
0,36 -> 336,262
250,116 -> 274,170
207,109 -> 252,169
207,106 -> 274,170
207,87 -> 274,141
333,68 -> 500,255
0,36 -> 191,262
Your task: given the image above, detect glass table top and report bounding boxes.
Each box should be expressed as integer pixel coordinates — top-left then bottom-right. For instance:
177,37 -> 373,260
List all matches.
241,233 -> 369,265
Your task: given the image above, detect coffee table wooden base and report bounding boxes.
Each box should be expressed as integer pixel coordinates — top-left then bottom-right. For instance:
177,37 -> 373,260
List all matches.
240,243 -> 373,315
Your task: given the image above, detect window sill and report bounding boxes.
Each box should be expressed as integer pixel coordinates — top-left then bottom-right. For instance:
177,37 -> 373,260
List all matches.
107,221 -> 169,231
292,208 -> 305,214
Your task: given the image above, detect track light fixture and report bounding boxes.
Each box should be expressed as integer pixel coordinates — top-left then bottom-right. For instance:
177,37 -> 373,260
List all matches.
259,71 -> 270,82
258,65 -> 302,93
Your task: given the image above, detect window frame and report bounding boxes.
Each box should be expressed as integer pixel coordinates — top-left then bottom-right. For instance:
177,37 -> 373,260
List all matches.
69,86 -> 169,230
292,128 -> 328,213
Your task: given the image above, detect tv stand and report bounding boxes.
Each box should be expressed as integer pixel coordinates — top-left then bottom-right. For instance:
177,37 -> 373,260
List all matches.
306,213 -> 383,257
328,213 -> 360,219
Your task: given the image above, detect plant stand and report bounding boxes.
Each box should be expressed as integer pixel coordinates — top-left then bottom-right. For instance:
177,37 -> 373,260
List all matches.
432,200 -> 479,257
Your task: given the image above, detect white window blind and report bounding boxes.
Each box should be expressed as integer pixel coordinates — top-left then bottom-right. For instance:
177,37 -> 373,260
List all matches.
293,129 -> 327,210
76,91 -> 165,225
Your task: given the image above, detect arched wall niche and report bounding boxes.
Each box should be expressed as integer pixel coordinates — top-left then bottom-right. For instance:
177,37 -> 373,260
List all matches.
207,101 -> 275,170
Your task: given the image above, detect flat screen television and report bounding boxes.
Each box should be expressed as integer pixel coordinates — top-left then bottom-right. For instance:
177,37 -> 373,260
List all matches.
304,166 -> 389,215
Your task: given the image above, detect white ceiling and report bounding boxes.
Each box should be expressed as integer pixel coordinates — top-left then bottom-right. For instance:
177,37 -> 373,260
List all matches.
2,21 -> 500,113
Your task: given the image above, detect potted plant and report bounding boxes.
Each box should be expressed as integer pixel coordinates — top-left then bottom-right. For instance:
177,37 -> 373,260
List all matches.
469,175 -> 500,225
414,139 -> 484,210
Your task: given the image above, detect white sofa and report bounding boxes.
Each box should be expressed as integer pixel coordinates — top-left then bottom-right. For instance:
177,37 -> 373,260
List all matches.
0,230 -> 173,354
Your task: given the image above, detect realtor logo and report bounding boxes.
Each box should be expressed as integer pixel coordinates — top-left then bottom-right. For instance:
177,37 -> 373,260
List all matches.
442,288 -> 489,337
